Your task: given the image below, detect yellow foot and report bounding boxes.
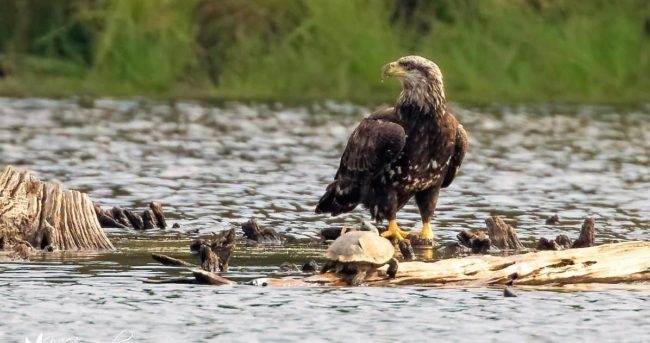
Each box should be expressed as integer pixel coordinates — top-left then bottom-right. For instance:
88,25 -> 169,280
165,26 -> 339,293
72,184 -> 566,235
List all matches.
419,222 -> 434,240
381,219 -> 406,240
407,221 -> 435,247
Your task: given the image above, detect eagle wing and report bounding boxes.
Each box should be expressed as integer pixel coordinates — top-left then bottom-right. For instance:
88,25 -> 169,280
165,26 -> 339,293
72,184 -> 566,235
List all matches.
441,124 -> 468,188
315,108 -> 405,215
336,108 -> 406,177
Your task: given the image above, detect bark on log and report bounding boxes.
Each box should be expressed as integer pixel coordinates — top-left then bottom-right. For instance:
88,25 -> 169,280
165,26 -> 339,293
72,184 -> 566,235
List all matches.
485,216 -> 525,250
242,218 -> 282,243
151,253 -> 195,267
149,201 -> 167,229
457,230 -> 491,254
297,241 -> 650,287
572,218 -> 595,248
0,166 -> 114,251
210,228 -> 236,272
191,269 -> 236,286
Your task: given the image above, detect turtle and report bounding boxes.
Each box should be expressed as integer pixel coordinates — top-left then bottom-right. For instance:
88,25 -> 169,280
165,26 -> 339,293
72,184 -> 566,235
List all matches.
320,230 -> 398,286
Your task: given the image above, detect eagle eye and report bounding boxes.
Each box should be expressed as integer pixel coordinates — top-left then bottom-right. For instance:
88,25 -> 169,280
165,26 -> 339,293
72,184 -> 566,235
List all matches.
398,61 -> 413,70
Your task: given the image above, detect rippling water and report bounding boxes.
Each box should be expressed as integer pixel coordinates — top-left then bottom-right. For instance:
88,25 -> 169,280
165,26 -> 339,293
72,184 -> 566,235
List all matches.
0,98 -> 649,342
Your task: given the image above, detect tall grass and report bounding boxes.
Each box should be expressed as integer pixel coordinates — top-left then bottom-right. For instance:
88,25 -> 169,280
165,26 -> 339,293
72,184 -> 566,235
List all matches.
89,0 -> 198,92
0,0 -> 648,103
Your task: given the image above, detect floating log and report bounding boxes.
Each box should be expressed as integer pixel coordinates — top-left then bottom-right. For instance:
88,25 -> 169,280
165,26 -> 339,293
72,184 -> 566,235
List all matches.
191,269 -> 236,286
297,241 -> 650,287
0,165 -> 114,251
151,253 -> 195,267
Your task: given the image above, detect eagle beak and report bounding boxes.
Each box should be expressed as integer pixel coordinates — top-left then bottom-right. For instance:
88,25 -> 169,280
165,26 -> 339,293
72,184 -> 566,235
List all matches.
382,62 -> 406,79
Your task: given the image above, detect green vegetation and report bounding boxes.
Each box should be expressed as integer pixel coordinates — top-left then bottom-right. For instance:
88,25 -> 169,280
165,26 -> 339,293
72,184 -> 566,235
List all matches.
0,0 -> 648,104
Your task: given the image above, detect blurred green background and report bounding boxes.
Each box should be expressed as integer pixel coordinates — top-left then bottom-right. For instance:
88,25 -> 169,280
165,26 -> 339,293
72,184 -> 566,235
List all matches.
0,0 -> 648,104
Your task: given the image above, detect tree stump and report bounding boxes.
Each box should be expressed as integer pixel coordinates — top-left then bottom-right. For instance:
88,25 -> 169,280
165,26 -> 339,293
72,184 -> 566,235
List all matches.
485,216 -> 525,250
241,218 -> 282,243
572,218 -> 595,248
0,166 -> 114,251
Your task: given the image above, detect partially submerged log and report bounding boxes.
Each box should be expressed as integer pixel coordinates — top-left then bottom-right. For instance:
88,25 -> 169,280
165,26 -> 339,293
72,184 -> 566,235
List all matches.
485,216 -> 525,250
242,218 -> 282,243
94,204 -> 127,229
149,202 -> 167,229
192,269 -> 236,286
199,245 -> 219,272
300,241 -> 650,287
151,253 -> 195,267
0,166 -> 114,251
537,218 -> 595,251
456,230 -> 491,254
545,214 -> 560,225
94,201 -> 167,231
210,228 -> 236,272
152,228 -> 236,274
572,218 -> 595,248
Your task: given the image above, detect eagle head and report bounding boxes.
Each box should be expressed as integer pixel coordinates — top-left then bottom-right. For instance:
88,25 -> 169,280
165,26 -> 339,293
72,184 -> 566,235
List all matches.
382,55 -> 445,111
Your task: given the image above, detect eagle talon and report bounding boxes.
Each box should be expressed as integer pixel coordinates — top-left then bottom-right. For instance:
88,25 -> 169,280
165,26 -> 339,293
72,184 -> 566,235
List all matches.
381,220 -> 406,241
403,221 -> 435,247
419,222 -> 434,240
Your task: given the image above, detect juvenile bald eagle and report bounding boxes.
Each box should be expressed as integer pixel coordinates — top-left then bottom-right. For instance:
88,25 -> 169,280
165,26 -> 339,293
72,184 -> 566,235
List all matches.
315,56 -> 468,241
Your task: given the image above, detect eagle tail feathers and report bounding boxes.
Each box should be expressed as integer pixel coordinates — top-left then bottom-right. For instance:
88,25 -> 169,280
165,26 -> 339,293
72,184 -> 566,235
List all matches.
314,179 -> 360,216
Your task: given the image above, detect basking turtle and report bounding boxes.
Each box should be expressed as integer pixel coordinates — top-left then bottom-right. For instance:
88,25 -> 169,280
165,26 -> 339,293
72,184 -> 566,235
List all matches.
321,231 -> 398,286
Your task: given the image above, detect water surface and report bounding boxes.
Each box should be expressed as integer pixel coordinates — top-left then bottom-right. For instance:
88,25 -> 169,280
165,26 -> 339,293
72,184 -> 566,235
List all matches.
0,98 -> 649,342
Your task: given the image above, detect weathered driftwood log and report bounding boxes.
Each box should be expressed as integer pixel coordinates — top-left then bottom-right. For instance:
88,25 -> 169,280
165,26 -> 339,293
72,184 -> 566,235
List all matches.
151,253 -> 195,267
154,229 -> 236,273
0,166 -> 114,251
148,253 -> 235,286
289,241 -> 650,287
485,216 -> 525,250
191,269 -> 236,286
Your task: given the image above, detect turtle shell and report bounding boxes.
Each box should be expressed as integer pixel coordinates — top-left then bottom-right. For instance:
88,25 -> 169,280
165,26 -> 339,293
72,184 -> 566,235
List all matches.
324,231 -> 395,264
